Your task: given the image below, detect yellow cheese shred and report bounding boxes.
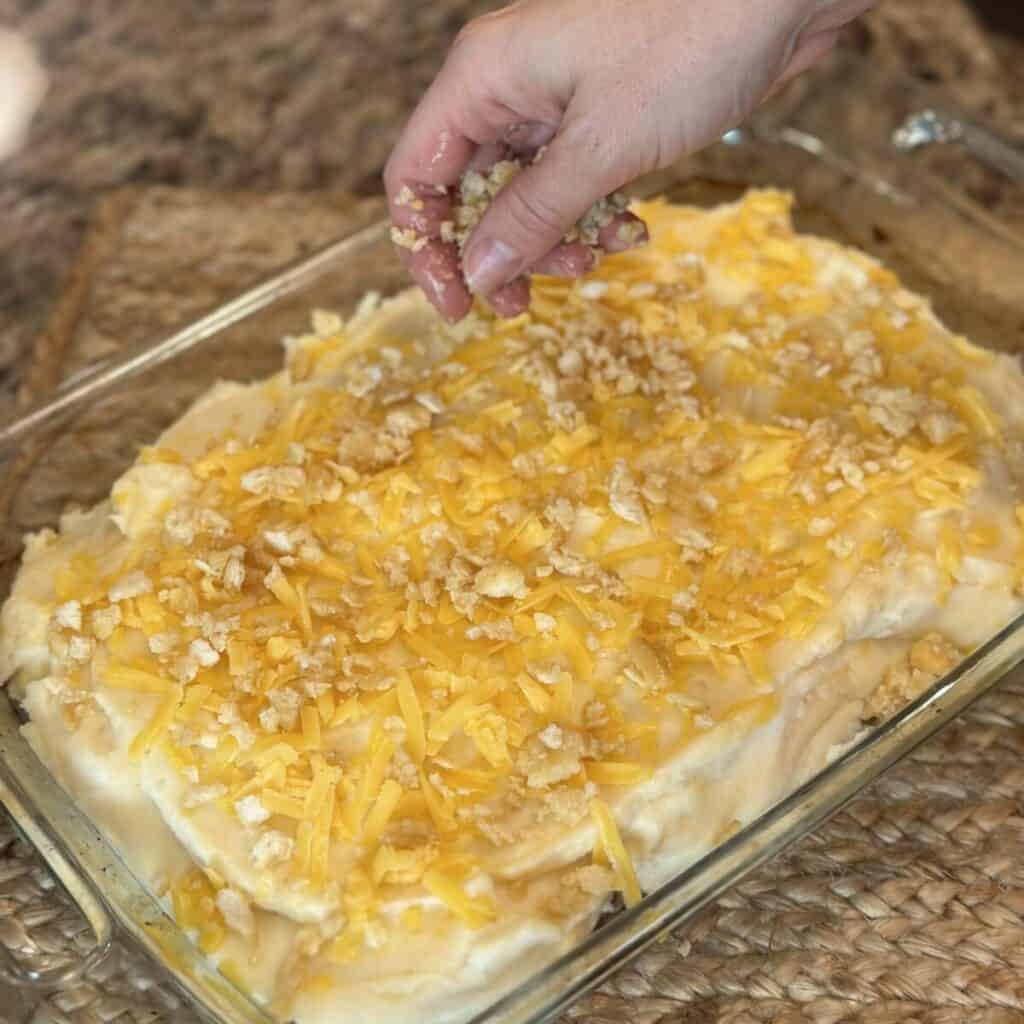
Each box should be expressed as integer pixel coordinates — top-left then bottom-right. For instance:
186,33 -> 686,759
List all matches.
362,779 -> 403,845
128,686 -> 183,760
590,798 -> 642,907
396,671 -> 426,764
422,868 -> 497,929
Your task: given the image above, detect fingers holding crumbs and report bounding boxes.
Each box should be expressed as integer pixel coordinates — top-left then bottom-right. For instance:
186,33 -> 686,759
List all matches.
384,0 -> 879,323
600,212 -> 650,253
389,150 -> 649,322
389,181 -> 454,238
389,179 -> 474,324
457,151 -> 645,295
381,3 -> 655,320
395,238 -> 473,324
444,200 -> 620,320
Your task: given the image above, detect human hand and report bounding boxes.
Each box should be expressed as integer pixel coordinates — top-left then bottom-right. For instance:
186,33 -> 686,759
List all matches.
384,0 -> 874,322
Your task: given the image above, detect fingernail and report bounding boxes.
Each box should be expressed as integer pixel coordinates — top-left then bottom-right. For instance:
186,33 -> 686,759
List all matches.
464,238 -> 520,296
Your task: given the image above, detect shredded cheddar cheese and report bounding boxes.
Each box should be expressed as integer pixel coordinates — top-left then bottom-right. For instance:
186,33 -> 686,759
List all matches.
18,189 -> 1021,997
422,868 -> 497,929
590,798 -> 641,906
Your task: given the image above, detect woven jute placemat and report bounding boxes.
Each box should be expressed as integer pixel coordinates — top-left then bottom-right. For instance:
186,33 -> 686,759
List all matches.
3,186 -> 1024,1024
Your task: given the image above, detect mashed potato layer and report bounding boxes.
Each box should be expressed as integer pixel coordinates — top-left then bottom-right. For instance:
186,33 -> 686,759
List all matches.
4,191 -> 1024,1024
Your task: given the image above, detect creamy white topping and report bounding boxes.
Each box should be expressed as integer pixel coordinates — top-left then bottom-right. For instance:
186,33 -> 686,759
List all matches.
4,191 -> 1024,1023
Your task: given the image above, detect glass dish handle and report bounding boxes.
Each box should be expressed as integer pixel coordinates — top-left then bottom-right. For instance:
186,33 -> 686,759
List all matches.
0,747 -> 113,988
893,108 -> 1024,186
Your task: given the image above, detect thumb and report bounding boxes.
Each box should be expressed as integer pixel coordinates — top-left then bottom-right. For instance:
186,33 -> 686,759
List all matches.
462,121 -> 628,297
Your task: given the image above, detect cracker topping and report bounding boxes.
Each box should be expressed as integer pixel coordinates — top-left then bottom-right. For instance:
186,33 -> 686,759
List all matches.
43,191 -> 1017,966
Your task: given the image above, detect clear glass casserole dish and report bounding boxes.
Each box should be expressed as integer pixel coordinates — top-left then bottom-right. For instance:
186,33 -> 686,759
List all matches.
1,52 -> 1024,1024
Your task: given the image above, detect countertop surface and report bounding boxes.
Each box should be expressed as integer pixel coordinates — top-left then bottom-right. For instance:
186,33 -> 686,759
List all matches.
2,0 -> 1022,402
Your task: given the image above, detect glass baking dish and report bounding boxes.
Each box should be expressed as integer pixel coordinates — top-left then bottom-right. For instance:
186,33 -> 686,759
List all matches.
2,52 -> 1024,1024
